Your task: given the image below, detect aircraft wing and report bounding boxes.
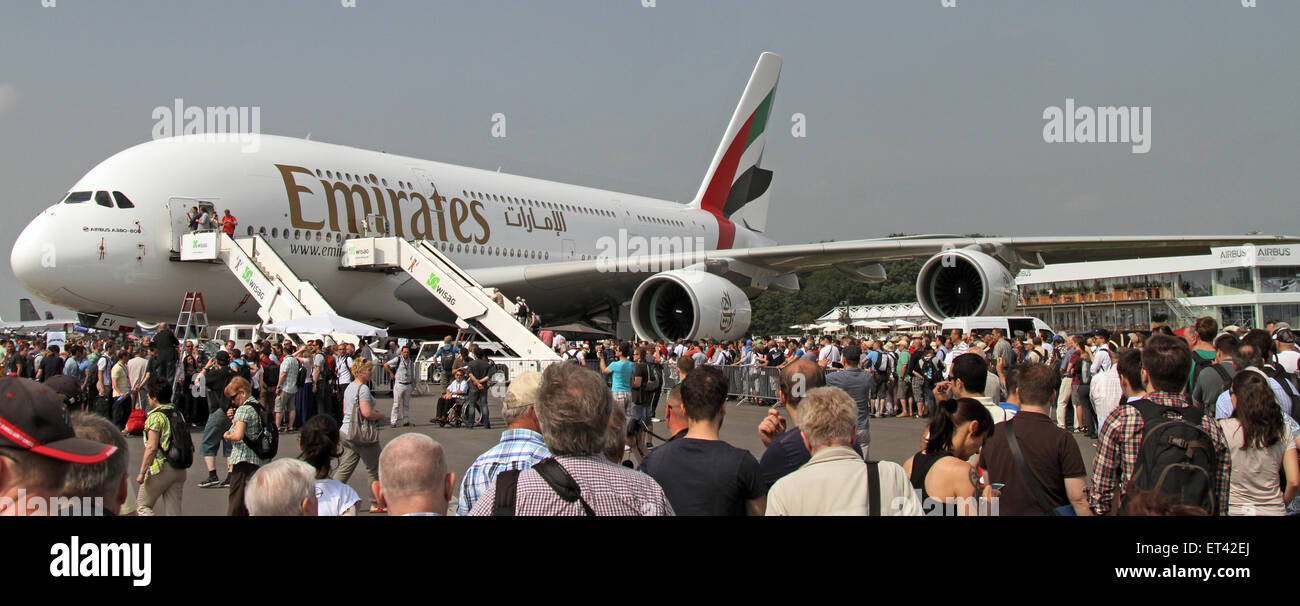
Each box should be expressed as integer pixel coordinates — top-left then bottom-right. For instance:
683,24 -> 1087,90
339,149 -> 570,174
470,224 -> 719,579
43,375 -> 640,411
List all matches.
471,234 -> 1300,293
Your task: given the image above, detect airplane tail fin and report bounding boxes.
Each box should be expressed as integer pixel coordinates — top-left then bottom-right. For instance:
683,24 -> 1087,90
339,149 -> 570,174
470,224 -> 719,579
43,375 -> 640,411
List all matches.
19,299 -> 39,322
688,52 -> 781,238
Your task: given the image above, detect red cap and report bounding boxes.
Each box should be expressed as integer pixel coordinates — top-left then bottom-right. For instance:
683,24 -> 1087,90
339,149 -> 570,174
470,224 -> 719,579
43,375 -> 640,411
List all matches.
0,377 -> 117,464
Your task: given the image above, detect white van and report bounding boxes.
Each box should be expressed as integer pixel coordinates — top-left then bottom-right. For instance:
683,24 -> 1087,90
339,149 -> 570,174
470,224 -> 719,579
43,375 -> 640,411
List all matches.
211,324 -> 278,351
939,316 -> 1057,343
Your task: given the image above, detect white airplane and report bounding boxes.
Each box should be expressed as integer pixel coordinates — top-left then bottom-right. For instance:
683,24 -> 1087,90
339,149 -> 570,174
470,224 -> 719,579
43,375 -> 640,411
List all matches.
0,299 -> 78,333
9,52 -> 1297,341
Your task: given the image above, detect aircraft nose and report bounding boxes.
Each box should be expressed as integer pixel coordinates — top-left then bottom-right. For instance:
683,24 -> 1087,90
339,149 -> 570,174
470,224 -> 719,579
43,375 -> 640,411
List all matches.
11,212 -> 57,301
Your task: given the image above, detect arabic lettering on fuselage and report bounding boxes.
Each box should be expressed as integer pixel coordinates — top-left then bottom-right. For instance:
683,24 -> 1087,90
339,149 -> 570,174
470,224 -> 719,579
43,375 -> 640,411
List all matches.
276,164 -> 490,245
502,206 -> 567,235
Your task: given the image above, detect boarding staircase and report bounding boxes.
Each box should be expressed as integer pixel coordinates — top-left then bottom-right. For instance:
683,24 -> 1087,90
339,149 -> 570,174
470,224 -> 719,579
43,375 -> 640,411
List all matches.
341,237 -> 559,360
177,232 -> 337,325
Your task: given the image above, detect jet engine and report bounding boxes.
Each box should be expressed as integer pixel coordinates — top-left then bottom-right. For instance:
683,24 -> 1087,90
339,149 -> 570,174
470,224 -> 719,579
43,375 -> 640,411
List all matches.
915,248 -> 1017,320
631,270 -> 752,341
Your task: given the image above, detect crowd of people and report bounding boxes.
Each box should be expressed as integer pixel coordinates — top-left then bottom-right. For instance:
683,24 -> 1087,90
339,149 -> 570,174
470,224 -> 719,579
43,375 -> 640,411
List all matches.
2,315 -> 1298,516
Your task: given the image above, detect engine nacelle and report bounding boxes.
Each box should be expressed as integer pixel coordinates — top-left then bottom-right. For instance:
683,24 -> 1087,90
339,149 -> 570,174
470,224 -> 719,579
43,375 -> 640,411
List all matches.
631,270 -> 752,341
915,248 -> 1017,321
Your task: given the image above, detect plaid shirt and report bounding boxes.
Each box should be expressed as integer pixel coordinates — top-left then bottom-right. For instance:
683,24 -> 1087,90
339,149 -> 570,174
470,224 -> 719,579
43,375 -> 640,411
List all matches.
468,454 -> 674,516
457,429 -> 552,516
1089,391 -> 1231,515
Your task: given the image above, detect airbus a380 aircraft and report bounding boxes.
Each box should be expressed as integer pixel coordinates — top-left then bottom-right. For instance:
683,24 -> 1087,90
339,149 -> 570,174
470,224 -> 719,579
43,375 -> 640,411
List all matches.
9,52 -> 1296,341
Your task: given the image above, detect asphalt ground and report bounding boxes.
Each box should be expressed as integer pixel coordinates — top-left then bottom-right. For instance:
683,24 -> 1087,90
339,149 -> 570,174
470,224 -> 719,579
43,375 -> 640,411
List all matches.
121,385 -> 1097,516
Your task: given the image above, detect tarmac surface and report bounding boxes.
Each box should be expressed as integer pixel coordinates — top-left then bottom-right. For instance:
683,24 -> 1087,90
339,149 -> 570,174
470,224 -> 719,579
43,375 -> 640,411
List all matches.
121,385 -> 1097,516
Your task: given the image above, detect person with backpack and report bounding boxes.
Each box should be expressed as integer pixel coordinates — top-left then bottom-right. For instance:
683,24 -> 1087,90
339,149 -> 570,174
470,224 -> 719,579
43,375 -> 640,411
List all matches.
1192,333 -> 1238,410
1218,370 -> 1300,516
221,376 -> 274,516
135,377 -> 191,516
909,345 -> 940,418
274,347 -> 303,433
873,343 -> 897,418
1089,334 -> 1232,516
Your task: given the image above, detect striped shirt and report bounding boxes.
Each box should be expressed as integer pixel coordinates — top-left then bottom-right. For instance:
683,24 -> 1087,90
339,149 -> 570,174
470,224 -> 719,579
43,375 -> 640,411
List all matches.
457,429 -> 551,516
469,454 -> 674,516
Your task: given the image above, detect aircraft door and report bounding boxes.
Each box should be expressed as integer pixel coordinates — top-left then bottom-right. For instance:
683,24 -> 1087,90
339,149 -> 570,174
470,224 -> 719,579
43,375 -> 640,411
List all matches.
166,197 -> 209,252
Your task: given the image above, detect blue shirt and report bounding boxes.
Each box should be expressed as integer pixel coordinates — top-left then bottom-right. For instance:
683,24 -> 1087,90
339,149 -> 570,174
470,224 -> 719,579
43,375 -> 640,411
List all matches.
457,428 -> 551,516
865,350 -> 881,369
1215,375 -> 1294,420
608,360 -> 635,392
63,358 -> 85,382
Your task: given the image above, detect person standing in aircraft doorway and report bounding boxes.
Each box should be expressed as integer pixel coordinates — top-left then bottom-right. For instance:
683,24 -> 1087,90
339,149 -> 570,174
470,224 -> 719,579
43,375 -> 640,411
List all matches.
220,210 -> 238,237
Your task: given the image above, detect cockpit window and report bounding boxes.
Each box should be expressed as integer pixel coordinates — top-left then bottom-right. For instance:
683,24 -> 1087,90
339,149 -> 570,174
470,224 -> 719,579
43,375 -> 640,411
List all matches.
63,191 -> 92,204
112,191 -> 135,209
95,191 -> 113,208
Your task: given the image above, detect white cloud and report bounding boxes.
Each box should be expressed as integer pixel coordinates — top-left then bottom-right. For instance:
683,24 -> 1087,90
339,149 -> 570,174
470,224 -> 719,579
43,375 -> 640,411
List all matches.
0,84 -> 18,115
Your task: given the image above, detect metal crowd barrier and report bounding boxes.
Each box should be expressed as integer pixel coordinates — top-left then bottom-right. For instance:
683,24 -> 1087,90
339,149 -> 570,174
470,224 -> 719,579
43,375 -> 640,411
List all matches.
657,363 -> 782,404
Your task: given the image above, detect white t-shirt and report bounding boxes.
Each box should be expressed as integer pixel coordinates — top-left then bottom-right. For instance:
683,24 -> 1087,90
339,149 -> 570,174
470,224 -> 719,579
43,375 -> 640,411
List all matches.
552,334 -> 567,353
1277,350 -> 1300,375
819,345 -> 841,365
315,478 -> 361,516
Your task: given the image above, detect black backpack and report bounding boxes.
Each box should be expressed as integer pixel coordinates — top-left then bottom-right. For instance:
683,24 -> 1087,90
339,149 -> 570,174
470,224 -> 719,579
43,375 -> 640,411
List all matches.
262,360 -> 279,389
159,407 -> 194,470
644,363 -> 662,393
295,360 -> 307,388
1123,399 -> 1218,515
239,401 -> 279,460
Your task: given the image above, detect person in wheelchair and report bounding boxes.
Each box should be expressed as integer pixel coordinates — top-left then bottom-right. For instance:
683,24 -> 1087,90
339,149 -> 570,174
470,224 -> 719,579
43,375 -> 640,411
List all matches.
432,367 -> 469,427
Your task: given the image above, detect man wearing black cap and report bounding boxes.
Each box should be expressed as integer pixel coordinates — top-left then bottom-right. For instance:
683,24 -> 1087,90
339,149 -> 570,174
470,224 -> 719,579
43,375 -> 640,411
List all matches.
0,377 -> 118,515
824,345 -> 874,457
197,350 -> 236,488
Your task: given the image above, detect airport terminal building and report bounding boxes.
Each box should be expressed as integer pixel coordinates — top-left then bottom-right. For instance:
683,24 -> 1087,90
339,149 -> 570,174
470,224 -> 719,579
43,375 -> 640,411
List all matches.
1015,244 -> 1300,334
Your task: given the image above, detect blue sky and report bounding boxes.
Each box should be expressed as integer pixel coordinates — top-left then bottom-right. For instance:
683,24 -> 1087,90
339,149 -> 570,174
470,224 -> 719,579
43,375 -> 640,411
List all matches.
0,0 -> 1295,318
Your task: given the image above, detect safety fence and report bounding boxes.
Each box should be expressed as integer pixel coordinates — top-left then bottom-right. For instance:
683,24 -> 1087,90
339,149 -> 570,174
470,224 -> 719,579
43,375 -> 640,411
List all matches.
410,357 -> 793,405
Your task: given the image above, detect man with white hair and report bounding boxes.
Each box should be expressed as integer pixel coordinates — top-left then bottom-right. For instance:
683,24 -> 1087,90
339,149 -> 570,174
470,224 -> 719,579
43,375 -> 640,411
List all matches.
245,459 -> 318,516
372,433 -> 455,516
471,362 -> 673,516
766,387 -> 921,516
457,372 -> 551,515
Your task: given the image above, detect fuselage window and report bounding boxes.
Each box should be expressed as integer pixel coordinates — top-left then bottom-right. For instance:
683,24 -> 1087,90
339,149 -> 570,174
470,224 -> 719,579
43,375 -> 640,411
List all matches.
315,232 -> 322,242
272,228 -> 279,238
95,191 -> 113,208
294,230 -> 301,240
259,227 -> 267,236
246,226 -> 254,236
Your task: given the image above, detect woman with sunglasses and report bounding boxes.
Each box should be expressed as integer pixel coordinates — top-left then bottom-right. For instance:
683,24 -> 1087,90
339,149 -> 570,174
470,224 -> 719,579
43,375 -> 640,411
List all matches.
903,397 -> 996,516
1219,370 -> 1300,516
